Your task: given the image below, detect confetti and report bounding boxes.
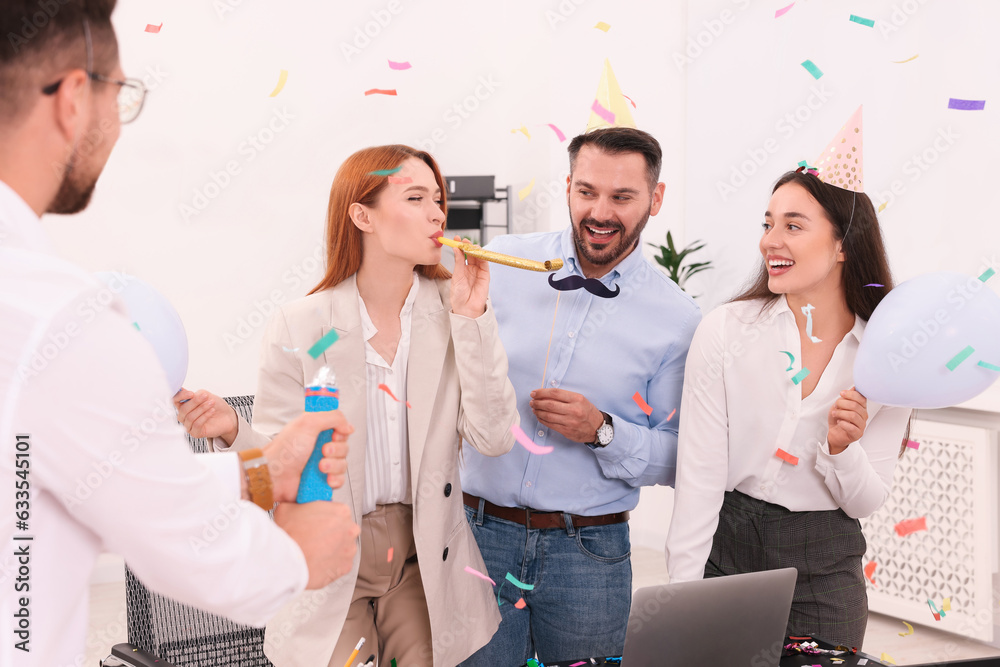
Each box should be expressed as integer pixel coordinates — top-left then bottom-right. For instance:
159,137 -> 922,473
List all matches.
307,329 -> 339,359
775,448 -> 799,465
570,663 -> 587,667
511,424 -> 554,455
269,69 -> 288,97
632,391 -> 653,416
144,22 -> 162,33
858,660 -> 868,666
511,125 -> 531,140
666,408 -> 677,422
364,88 -> 397,96
946,345 -> 975,371
774,2 -> 795,18
590,99 -> 615,124
387,547 -> 393,562
864,283 -> 884,287
132,322 -> 141,331
391,660 -> 397,667
780,351 -> 795,371
505,572 -> 535,590
369,166 -> 403,176
927,598 -> 943,620
791,368 -> 810,385
948,98 -> 986,111
905,439 -> 920,450
594,21 -> 611,32
801,304 -> 822,342
979,361 -> 1000,371
801,60 -> 824,80
849,14 -> 875,27
514,598 -> 527,609
895,516 -> 927,537
877,201 -> 888,213
898,621 -> 914,636
892,54 -> 919,64
388,60 -> 411,70
464,565 -> 496,586
622,93 -> 637,109
281,346 -> 299,353
388,176 -> 412,184
545,123 -> 566,142
881,653 -> 896,665
942,597 -> 951,612
518,179 -> 535,201
979,267 -> 996,282
864,561 -> 877,584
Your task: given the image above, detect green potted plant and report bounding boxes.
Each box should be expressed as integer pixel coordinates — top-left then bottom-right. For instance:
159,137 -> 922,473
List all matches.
647,230 -> 713,294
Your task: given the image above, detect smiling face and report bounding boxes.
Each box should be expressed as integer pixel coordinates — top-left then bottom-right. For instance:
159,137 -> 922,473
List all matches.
760,181 -> 845,297
567,145 -> 664,277
355,157 -> 446,268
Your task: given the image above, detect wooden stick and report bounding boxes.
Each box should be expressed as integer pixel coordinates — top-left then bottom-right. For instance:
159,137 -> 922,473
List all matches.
540,291 -> 561,389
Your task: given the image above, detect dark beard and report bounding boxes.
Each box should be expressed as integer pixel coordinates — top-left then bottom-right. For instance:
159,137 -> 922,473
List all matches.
570,207 -> 651,267
47,152 -> 96,215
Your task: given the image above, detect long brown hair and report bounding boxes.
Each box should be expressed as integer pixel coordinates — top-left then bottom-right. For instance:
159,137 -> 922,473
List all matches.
730,170 -> 911,455
308,144 -> 451,294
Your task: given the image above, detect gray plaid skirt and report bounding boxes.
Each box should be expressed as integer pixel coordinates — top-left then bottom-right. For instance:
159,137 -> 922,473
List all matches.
704,489 -> 868,649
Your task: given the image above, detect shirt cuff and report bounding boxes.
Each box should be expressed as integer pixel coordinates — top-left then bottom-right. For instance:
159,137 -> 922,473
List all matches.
196,451 -> 241,496
814,438 -> 863,473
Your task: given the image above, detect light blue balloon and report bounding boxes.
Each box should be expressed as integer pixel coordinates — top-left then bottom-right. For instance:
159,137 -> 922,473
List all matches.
854,272 -> 1000,408
95,272 -> 189,395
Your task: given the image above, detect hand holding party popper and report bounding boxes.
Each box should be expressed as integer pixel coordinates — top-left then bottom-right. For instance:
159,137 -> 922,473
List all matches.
436,236 -> 563,272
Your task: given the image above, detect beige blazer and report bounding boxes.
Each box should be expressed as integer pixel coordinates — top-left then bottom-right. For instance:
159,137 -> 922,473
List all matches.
219,274 -> 518,666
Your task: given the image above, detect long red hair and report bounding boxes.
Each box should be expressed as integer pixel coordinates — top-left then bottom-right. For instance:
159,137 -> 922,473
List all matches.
308,145 -> 452,294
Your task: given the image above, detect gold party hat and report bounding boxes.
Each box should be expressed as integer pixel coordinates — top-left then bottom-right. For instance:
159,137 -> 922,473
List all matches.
585,59 -> 636,132
814,105 -> 864,192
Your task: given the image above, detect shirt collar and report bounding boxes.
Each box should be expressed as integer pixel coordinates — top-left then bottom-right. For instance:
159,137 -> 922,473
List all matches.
357,272 -> 420,342
558,225 -> 645,285
0,179 -> 54,255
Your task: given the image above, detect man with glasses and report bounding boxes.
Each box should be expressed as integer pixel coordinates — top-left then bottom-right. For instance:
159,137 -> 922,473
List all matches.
0,3 -> 361,664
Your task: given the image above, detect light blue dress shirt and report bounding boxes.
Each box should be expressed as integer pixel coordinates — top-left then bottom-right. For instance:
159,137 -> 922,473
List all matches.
460,228 -> 701,516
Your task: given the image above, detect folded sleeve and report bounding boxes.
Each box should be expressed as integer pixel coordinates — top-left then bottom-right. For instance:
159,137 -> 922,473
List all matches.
22,298 -> 307,626
814,403 -> 911,519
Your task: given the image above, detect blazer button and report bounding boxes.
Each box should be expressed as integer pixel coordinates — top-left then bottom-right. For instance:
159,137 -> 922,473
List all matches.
444,483 -> 452,497
442,547 -> 449,561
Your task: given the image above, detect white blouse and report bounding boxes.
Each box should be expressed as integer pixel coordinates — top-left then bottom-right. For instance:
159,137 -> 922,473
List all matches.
666,296 -> 912,583
357,274 -> 418,515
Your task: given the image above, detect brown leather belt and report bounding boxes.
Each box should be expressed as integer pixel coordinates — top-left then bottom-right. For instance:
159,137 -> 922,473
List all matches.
464,492 -> 629,530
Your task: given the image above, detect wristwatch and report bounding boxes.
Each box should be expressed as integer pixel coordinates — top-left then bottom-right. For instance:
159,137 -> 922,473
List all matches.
238,448 -> 275,511
588,412 -> 614,448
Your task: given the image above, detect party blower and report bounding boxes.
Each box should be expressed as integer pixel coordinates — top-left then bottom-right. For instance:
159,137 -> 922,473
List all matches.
297,366 -> 339,503
437,236 -> 563,272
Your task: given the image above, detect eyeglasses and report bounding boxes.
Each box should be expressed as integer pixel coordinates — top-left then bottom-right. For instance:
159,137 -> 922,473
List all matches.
38,18 -> 147,124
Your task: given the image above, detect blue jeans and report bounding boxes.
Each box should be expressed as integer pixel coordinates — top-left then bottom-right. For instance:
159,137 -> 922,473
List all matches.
459,500 -> 632,666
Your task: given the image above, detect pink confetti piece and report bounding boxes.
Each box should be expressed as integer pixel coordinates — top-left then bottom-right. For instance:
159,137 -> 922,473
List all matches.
864,283 -> 884,287
364,88 -> 397,96
632,391 -> 652,416
590,99 -> 615,124
545,123 -> 566,142
622,93 -> 637,109
570,663 -> 587,667
387,547 -> 393,562
144,22 -> 163,33
774,2 -> 795,18
511,424 -> 554,455
464,565 -> 496,586
388,60 -> 412,70
775,448 -> 799,465
405,401 -> 412,408
905,439 -> 920,450
666,408 -> 677,422
895,516 -> 927,537
514,598 -> 527,609
387,176 -> 412,184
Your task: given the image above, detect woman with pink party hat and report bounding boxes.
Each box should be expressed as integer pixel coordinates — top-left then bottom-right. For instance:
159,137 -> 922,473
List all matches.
666,106 -> 912,649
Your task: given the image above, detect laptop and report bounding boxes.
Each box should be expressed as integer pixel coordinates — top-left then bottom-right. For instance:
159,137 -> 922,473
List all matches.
621,567 -> 797,666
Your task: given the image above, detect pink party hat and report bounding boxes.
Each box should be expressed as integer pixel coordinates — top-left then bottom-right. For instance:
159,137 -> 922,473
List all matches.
814,105 -> 864,192
585,59 -> 637,132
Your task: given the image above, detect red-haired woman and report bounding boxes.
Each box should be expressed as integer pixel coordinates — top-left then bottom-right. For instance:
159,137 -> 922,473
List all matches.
175,145 -> 518,666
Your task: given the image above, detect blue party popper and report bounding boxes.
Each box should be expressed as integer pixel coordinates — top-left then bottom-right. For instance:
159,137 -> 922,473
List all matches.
297,366 -> 338,503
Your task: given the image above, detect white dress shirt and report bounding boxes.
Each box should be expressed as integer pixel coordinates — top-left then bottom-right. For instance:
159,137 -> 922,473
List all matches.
358,275 -> 418,515
666,296 -> 912,583
0,180 -> 307,667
